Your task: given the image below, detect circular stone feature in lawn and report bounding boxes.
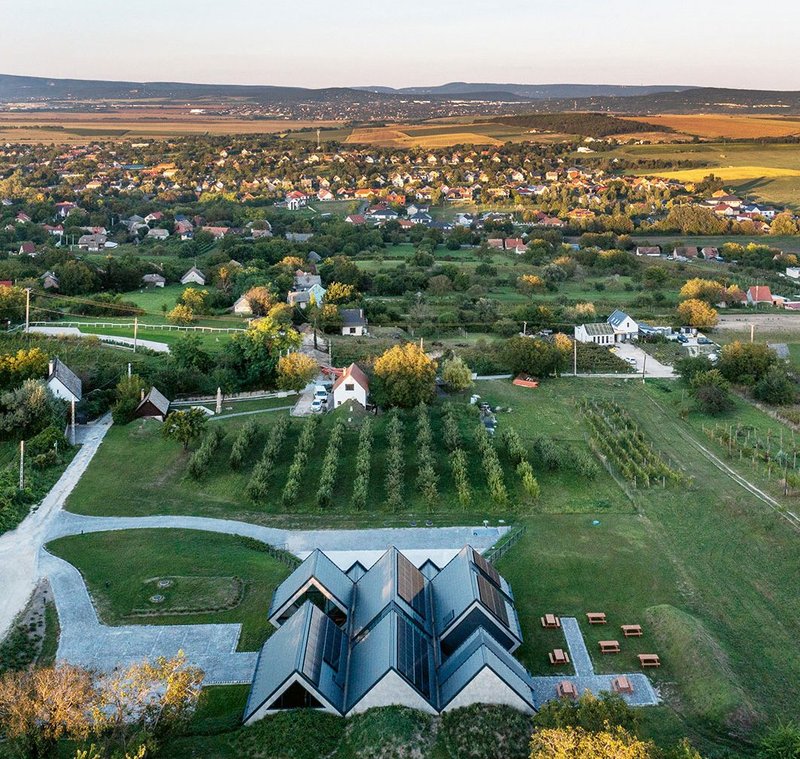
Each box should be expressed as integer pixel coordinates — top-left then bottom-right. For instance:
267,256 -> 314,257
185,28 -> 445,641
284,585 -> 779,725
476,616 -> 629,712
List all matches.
157,579 -> 173,589
149,594 -> 165,604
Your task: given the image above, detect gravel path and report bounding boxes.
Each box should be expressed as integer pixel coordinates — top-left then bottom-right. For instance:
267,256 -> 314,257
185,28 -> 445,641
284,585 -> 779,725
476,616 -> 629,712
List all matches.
530,617 -> 659,707
42,551 -> 257,684
0,416 -> 112,641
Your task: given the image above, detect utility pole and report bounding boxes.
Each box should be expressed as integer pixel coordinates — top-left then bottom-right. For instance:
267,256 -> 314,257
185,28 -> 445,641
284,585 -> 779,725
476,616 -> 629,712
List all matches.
24,287 -> 30,332
573,338 -> 577,376
750,323 -> 755,343
70,400 -> 76,445
127,362 -> 132,379
133,316 -> 138,353
522,321 -> 527,336
642,354 -> 647,384
18,440 -> 24,490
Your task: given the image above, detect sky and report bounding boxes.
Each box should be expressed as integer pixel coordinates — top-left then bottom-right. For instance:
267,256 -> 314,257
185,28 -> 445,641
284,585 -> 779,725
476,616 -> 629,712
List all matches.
3,0 -> 799,90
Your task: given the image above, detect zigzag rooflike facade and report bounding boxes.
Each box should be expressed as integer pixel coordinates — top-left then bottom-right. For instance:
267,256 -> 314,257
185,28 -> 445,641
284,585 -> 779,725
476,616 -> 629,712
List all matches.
244,545 -> 535,722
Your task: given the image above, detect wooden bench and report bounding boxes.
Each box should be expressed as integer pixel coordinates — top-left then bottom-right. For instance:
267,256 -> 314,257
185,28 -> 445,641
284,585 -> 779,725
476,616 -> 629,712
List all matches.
612,675 -> 634,695
638,654 -> 661,668
599,640 -> 620,654
586,612 -> 607,624
541,614 -> 561,629
621,624 -> 643,637
549,648 -> 570,666
556,680 -> 578,700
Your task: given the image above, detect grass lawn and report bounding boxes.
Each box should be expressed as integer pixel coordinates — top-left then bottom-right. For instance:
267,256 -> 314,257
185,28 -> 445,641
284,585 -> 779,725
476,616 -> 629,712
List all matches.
46,529 -> 292,650
479,379 -> 800,753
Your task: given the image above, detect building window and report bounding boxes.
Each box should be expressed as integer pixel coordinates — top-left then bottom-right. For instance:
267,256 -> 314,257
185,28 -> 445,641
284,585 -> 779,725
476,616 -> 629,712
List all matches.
345,383 -> 354,391
349,327 -> 356,334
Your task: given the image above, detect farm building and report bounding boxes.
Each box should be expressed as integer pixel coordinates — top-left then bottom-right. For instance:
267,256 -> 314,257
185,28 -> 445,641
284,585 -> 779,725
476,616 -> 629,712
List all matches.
340,308 -> 368,336
142,273 -> 166,288
243,546 -> 534,724
46,358 -> 82,403
233,294 -> 253,316
332,363 -> 369,408
41,271 -> 59,290
180,266 -> 206,286
574,322 -> 615,346
134,387 -> 170,421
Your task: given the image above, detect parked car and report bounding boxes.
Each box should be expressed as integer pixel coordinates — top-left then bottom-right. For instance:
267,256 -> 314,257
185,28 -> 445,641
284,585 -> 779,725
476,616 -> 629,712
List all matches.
697,336 -> 712,345
676,334 -> 689,344
310,398 -> 326,413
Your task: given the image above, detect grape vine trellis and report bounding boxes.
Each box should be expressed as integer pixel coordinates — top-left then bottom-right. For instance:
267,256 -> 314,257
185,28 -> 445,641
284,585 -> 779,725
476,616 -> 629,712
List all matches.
579,399 -> 683,488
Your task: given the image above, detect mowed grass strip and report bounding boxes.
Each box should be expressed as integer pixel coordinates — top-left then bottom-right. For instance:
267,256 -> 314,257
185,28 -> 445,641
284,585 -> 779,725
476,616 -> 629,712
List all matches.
47,529 -> 291,650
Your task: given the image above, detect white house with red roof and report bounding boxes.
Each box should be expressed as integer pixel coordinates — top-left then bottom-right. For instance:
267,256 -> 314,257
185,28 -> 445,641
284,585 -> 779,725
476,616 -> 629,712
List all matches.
332,363 -> 369,409
746,286 -> 773,306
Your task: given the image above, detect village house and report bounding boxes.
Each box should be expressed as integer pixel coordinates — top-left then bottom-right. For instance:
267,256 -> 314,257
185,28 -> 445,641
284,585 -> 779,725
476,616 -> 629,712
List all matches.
77,233 -> 107,252
146,228 -> 169,240
180,266 -> 206,286
332,363 -> 370,408
41,271 -> 59,290
635,246 -> 662,257
46,358 -> 82,403
608,309 -> 639,342
233,294 -> 253,316
285,190 -> 308,210
746,286 -> 773,306
340,308 -> 368,336
18,242 -> 36,256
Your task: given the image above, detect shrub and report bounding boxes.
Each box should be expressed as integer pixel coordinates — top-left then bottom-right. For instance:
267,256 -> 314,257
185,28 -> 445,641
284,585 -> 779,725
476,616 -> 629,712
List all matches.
475,423 -> 507,506
316,419 -> 346,508
351,418 -> 373,511
187,426 -> 225,480
281,417 -> 319,507
229,418 -> 259,470
246,416 -> 289,501
753,366 -> 797,406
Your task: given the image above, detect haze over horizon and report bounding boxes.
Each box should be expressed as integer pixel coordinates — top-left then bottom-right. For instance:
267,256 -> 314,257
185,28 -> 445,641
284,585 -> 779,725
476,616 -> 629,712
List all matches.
5,0 -> 799,91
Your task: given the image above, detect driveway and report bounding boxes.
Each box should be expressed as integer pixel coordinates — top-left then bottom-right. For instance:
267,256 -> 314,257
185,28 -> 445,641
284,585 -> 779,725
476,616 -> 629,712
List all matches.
0,415 -> 112,641
612,343 -> 676,378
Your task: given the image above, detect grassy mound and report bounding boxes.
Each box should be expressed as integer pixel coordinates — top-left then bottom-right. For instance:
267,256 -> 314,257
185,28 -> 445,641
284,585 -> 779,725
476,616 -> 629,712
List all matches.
438,704 -> 532,759
229,710 -> 344,759
342,706 -> 437,759
644,604 -> 755,732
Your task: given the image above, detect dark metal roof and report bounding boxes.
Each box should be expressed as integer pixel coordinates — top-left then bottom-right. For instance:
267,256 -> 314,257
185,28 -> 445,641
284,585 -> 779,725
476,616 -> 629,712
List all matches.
47,358 -> 82,401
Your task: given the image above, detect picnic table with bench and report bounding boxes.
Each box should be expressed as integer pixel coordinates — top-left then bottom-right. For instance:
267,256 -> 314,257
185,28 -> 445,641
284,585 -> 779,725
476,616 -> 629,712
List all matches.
638,653 -> 661,668
549,648 -> 570,666
612,675 -> 634,695
599,640 -> 620,654
621,624 -> 643,637
541,613 -> 561,629
556,680 -> 578,700
586,612 -> 607,624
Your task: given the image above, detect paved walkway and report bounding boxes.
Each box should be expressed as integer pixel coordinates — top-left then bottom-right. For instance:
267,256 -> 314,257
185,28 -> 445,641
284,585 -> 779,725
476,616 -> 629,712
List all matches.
529,617 -> 659,707
0,416 -> 113,641
47,512 -> 505,560
42,515 -> 505,683
42,552 -> 257,685
27,325 -> 170,353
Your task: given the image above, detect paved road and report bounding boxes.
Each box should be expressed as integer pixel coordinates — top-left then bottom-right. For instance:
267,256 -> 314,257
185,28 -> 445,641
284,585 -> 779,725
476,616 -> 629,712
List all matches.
611,343 -> 676,378
28,325 -> 170,353
0,416 -> 113,641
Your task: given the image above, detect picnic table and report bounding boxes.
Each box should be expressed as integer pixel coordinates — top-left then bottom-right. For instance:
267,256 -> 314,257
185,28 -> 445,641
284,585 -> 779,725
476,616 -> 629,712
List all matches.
621,624 -> 643,637
599,640 -> 620,654
612,675 -> 634,695
638,653 -> 661,668
540,613 -> 561,629
586,612 -> 607,624
549,648 -> 570,666
556,680 -> 578,700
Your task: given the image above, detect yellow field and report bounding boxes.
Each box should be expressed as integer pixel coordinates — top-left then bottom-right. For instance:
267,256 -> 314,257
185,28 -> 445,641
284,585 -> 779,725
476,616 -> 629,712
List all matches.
346,125 -> 504,148
654,166 -> 800,182
624,114 -> 800,139
0,110 -> 342,144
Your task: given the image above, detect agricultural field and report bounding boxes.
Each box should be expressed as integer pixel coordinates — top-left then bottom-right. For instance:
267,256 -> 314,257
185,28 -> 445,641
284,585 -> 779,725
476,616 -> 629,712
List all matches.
0,110 -> 342,144
599,141 -> 800,208
624,114 -> 800,139
65,399 -> 614,528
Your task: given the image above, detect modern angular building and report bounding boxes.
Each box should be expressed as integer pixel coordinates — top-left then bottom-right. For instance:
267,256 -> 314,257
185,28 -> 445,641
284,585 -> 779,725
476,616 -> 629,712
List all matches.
243,545 -> 536,723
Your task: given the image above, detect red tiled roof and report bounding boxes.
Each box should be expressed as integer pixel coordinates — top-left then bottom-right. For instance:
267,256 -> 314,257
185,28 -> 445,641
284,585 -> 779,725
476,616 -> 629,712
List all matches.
332,363 -> 369,393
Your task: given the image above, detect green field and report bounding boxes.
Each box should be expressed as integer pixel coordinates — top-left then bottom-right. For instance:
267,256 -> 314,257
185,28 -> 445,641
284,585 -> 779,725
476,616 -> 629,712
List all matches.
47,529 -> 291,650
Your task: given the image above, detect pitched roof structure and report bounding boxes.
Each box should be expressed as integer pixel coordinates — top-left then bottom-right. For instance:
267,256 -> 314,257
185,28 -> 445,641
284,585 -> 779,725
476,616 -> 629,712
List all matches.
246,545 -> 534,722
340,308 -> 367,328
607,309 -> 635,329
135,386 -> 170,418
581,322 -> 614,336
47,358 -> 82,401
332,363 -> 369,394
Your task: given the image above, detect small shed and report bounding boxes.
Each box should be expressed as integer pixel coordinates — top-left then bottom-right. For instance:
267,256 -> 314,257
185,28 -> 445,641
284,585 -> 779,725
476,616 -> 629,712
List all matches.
134,387 -> 170,421
180,266 -> 206,286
